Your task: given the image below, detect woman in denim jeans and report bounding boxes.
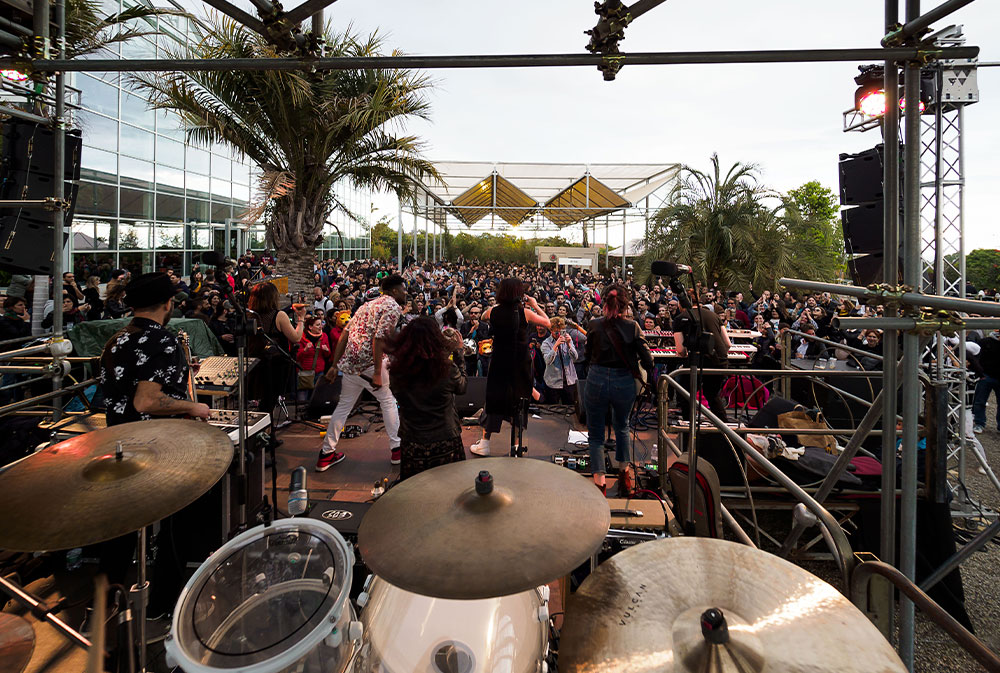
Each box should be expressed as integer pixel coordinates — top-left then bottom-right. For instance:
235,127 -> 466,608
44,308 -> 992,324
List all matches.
583,284 -> 654,494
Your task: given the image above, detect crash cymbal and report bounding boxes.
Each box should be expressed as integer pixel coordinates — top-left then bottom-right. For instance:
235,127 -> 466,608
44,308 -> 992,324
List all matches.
358,457 -> 610,599
0,420 -> 233,552
560,537 -> 905,673
0,614 -> 34,673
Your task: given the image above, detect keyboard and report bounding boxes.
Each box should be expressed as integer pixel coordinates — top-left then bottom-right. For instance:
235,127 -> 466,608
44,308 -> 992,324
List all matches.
194,356 -> 261,391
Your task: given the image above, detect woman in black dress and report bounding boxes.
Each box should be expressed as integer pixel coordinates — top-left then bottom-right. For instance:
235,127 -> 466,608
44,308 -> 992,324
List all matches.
247,282 -> 306,419
470,278 -> 550,456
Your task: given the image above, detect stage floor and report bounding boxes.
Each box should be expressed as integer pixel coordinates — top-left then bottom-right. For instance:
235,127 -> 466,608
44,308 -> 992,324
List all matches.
271,404 -> 661,502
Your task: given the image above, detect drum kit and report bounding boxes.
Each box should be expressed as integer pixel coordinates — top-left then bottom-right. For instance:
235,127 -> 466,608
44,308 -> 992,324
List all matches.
0,423 -> 907,673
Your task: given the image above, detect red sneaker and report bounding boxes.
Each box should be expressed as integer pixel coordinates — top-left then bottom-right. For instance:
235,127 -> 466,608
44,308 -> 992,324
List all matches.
390,448 -> 401,465
315,451 -> 346,472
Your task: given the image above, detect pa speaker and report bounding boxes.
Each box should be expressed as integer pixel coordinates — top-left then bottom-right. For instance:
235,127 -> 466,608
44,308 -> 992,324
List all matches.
1,120 -> 82,180
838,143 -> 902,207
847,253 -> 903,287
0,184 -> 78,275
841,201 -> 905,255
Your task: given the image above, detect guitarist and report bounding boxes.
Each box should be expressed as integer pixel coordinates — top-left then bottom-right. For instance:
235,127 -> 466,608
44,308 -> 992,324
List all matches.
99,272 -> 210,426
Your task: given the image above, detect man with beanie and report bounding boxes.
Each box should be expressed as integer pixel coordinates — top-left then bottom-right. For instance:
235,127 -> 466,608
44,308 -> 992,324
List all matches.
99,272 -> 210,425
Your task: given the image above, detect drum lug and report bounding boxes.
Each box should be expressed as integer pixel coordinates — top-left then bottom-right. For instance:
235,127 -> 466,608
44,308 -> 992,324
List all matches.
537,605 -> 549,623
348,620 -> 364,642
356,591 -> 370,608
363,573 -> 374,591
538,585 -> 550,603
324,627 -> 343,648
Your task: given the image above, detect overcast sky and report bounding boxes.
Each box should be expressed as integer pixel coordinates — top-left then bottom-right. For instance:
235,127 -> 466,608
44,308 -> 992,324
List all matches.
221,0 -> 999,251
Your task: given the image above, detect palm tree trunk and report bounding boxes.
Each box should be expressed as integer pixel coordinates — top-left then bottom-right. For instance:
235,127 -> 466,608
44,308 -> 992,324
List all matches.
278,245 -> 316,297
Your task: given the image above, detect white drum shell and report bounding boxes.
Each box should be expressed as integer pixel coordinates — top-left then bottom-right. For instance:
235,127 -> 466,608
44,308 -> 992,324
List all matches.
166,518 -> 356,673
352,577 -> 548,673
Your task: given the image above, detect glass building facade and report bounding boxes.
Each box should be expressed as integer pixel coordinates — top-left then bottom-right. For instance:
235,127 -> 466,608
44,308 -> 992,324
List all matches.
69,2 -> 371,282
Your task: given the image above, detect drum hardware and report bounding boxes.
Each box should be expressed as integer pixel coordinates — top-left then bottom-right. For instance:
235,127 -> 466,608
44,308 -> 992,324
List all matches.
0,419 -> 233,673
358,458 -> 610,600
559,537 -> 907,673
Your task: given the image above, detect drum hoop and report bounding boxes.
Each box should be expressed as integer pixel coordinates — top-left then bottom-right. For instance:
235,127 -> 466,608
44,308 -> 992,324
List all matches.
166,518 -> 354,673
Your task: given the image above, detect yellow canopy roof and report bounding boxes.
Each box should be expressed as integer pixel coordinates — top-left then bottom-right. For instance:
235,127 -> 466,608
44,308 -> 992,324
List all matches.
450,174 -> 538,226
542,175 -> 630,227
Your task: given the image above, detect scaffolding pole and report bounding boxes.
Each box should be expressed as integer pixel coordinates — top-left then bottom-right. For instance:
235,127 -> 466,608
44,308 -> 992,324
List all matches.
8,46 -> 979,73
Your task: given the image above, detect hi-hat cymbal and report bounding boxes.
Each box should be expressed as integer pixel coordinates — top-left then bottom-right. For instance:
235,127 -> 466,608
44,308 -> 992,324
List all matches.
0,614 -> 34,673
0,420 -> 233,552
560,537 -> 905,673
358,457 -> 611,599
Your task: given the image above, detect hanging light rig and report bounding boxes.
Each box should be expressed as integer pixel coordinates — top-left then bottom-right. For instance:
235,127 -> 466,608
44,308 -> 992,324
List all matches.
854,64 -> 934,117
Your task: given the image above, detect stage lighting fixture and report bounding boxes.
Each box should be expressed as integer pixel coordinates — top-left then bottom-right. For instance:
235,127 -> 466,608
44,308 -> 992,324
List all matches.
854,64 -> 935,118
1,70 -> 28,83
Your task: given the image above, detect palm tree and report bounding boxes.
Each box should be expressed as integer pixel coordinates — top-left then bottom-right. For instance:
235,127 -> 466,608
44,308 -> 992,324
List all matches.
640,154 -> 794,291
128,16 -> 437,292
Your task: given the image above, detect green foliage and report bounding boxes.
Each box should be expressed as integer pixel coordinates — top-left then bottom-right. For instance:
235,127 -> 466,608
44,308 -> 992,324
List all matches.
640,156 -> 844,292
119,227 -> 140,250
781,181 -> 847,282
127,17 -> 437,262
966,249 -> 1000,291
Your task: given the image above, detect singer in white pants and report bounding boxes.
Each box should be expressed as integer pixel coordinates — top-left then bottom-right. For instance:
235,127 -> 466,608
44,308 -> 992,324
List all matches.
321,360 -> 400,455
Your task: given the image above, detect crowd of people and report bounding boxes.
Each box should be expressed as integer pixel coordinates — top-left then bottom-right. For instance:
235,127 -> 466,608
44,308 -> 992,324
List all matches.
5,251 -> 1000,487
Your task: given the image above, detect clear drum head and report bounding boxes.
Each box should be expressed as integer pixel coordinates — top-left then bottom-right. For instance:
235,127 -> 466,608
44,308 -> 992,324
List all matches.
168,518 -> 354,673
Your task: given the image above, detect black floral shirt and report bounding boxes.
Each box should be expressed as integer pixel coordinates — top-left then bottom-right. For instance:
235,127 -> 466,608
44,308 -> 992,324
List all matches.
99,317 -> 189,426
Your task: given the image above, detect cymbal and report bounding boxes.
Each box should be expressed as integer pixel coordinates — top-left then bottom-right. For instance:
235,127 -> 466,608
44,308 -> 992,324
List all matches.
560,537 -> 905,673
0,614 -> 34,673
0,420 -> 233,552
358,457 -> 610,599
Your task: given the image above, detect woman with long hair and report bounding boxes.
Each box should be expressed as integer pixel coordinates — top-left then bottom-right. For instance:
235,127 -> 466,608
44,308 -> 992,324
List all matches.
388,316 -> 468,479
247,281 -> 306,421
470,278 -> 550,456
83,275 -> 104,321
103,280 -> 128,319
583,284 -> 654,494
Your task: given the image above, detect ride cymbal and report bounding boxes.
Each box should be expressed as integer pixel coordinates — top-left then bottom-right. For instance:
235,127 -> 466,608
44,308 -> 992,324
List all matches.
0,420 -> 233,551
358,457 -> 610,599
560,537 -> 905,673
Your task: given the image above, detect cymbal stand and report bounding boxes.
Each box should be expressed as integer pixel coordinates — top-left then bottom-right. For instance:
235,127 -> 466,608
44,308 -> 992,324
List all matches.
0,574 -> 92,650
130,526 -> 149,673
509,396 -> 528,457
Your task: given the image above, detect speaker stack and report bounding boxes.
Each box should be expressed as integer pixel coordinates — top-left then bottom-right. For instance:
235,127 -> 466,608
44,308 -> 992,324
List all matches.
838,144 -> 903,286
0,119 -> 82,274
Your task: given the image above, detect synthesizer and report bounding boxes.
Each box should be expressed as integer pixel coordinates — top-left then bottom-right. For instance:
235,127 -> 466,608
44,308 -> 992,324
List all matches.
650,344 -> 757,360
643,329 -> 761,340
194,356 -> 261,391
207,409 -> 271,443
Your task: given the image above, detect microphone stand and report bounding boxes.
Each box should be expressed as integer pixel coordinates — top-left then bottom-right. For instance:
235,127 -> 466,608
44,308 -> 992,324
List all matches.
217,271 -> 255,533
669,275 -> 705,537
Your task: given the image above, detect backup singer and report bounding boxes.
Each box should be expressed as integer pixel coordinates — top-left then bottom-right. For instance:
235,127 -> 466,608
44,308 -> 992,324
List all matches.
470,278 -> 549,457
99,272 -> 210,425
388,317 -> 467,479
583,284 -> 654,494
247,282 -> 306,423
316,274 -> 407,470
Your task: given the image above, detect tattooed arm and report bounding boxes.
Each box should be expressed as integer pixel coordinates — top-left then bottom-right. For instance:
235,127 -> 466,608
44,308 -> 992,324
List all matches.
134,381 -> 211,418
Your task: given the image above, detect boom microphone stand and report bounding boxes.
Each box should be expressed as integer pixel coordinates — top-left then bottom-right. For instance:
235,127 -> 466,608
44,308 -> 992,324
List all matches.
668,275 -> 707,537
204,252 -> 254,532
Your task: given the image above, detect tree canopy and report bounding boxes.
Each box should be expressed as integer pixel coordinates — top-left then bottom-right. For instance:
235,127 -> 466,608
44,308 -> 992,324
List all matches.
639,155 -> 845,292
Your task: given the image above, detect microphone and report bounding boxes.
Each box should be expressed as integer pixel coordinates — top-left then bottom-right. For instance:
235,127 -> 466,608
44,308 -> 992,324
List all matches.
288,467 -> 308,516
650,261 -> 693,277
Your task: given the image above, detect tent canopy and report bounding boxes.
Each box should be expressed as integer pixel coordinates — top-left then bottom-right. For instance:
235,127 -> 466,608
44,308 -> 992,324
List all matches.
415,161 -> 678,229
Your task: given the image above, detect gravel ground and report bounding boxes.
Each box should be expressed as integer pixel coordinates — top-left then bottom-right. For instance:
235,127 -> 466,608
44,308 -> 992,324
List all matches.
912,417 -> 1000,672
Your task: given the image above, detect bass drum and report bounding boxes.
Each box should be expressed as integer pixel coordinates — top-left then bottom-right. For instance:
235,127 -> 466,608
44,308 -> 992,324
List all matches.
352,576 -> 549,673
166,518 -> 362,673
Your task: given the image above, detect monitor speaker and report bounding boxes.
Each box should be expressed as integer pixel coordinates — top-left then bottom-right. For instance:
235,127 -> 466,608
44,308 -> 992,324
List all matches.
455,376 -> 487,416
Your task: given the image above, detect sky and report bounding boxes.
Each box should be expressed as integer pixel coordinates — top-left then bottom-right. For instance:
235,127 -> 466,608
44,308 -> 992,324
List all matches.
220,0 -> 999,251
